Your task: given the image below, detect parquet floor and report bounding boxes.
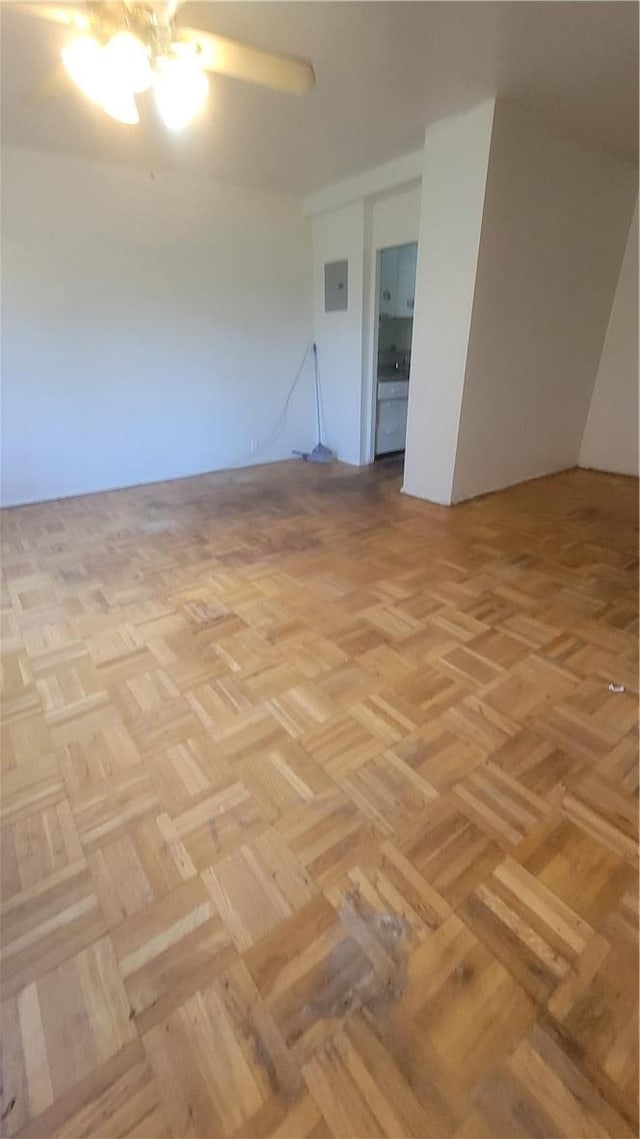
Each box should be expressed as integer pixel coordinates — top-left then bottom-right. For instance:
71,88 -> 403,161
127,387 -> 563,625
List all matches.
1,458 -> 638,1138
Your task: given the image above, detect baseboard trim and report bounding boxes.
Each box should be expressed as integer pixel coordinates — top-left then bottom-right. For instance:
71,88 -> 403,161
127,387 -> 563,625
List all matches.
0,456 -> 311,511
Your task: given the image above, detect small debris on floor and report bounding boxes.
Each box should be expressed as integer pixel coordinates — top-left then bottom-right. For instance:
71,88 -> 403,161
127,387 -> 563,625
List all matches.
454,962 -> 474,982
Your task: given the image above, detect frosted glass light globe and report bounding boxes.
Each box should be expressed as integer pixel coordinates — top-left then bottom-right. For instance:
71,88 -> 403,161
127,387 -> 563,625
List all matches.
154,59 -> 209,130
101,87 -> 141,125
104,32 -> 152,94
62,35 -> 105,104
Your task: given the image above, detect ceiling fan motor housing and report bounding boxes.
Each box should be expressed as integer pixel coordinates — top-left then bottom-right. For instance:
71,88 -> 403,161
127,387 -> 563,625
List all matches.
86,2 -> 177,57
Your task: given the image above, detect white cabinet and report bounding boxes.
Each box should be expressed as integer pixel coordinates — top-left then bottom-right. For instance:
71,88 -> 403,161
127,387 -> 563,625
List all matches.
376,383 -> 409,455
377,379 -> 409,401
378,243 -> 417,318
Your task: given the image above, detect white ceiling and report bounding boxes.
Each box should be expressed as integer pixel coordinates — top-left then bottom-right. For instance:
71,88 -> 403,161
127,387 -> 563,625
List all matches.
1,1 -> 638,194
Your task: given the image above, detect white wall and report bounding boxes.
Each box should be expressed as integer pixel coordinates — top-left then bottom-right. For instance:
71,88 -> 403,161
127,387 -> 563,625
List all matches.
452,104 -> 638,502
310,202 -> 365,465
403,101 -> 495,505
1,146 -> 314,507
304,151 -> 423,218
579,200 -> 639,476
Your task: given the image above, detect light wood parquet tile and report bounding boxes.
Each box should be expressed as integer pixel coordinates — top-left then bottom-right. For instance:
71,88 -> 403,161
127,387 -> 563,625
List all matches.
1,459 -> 637,1136
460,854 -> 598,1002
467,1019 -> 637,1139
203,828 -> 316,951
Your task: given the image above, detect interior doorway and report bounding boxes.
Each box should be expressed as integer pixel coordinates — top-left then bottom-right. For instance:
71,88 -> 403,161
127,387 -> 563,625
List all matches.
373,242 -> 417,461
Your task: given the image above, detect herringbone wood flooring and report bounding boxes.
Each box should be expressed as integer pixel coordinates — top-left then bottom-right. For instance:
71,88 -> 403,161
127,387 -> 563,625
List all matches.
1,459 -> 637,1138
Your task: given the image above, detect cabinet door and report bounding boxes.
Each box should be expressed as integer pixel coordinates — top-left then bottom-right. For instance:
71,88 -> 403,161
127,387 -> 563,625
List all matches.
395,244 -> 418,317
379,248 -> 398,317
377,379 -> 409,401
376,398 -> 408,454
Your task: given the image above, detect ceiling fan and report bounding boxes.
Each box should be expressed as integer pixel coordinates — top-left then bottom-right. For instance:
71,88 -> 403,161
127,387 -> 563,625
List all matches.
6,1 -> 316,128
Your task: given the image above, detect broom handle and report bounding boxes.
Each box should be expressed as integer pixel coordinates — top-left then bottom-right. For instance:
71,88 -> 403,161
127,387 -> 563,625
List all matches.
313,343 -> 322,444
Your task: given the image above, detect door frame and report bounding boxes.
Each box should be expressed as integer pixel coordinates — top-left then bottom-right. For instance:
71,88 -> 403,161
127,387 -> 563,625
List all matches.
363,242 -> 417,464
359,182 -> 422,467
363,248 -> 383,464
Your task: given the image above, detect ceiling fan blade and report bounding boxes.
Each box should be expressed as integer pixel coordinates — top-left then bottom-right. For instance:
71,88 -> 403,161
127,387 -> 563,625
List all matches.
2,3 -> 96,30
175,27 -> 315,95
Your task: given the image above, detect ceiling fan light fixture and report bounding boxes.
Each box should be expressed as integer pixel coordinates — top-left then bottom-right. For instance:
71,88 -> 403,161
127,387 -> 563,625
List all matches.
62,34 -> 105,104
43,3 -> 313,129
103,31 -> 152,95
153,58 -> 209,131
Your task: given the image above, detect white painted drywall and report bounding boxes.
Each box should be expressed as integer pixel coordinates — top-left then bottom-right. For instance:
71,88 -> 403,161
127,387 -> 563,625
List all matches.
452,104 -> 638,502
311,201 -> 365,465
1,146 -> 314,507
369,185 -> 422,253
579,200 -> 639,477
403,101 -> 496,505
362,183 -> 422,462
304,151 -> 424,218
